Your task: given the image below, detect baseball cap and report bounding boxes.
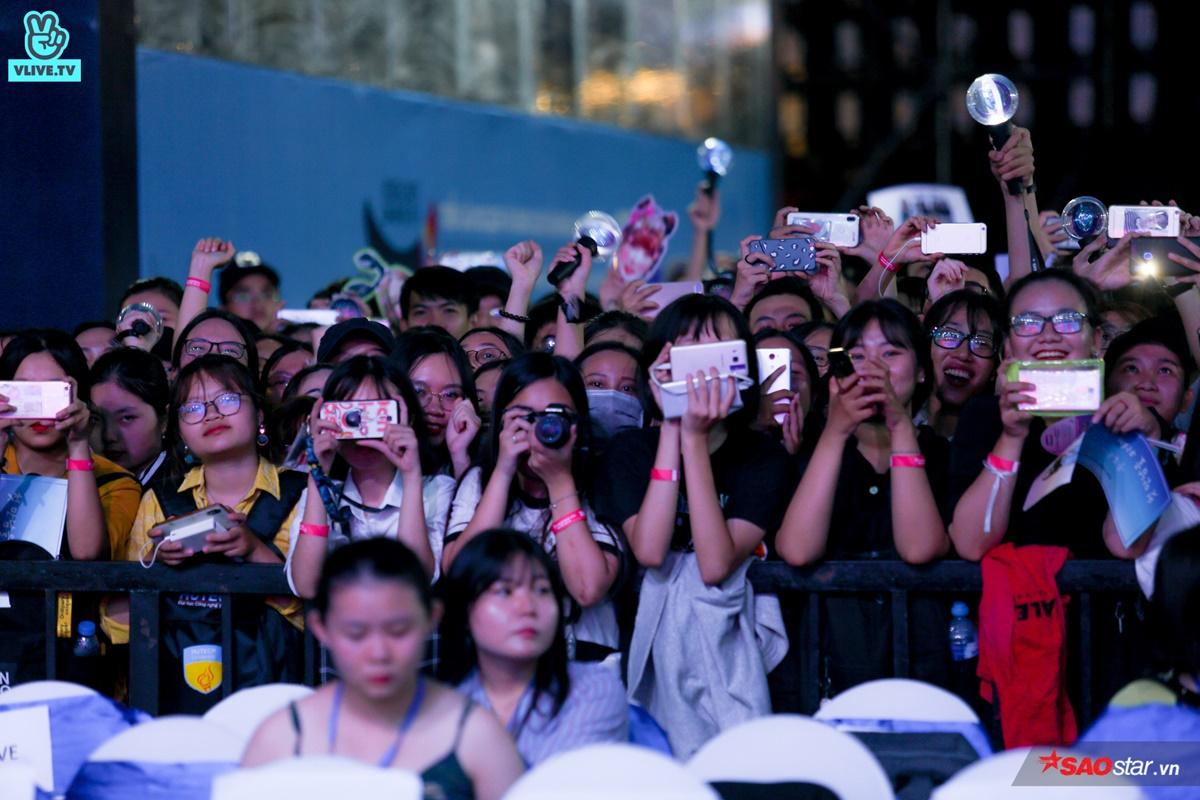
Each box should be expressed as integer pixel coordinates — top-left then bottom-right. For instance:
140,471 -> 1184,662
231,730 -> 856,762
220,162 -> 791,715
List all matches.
218,251 -> 281,304
317,319 -> 396,363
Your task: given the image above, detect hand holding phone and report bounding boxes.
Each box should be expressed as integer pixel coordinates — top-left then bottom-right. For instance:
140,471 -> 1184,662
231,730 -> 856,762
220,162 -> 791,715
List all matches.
0,381 -> 73,419
921,223 -> 987,255
1005,360 -> 1104,416
319,400 -> 399,439
748,237 -> 818,273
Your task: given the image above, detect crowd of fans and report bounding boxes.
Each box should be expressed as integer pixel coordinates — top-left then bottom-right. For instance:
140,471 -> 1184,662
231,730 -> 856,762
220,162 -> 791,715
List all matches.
4,124 -> 1200,798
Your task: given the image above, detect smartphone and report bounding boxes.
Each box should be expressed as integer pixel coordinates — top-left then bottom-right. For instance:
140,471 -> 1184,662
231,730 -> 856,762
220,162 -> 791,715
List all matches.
1130,236 -> 1200,279
319,399 -> 400,440
644,281 -> 703,317
827,347 -> 855,379
921,223 -> 987,255
748,237 -> 819,273
0,380 -> 73,419
659,376 -> 745,420
1005,359 -> 1104,416
157,506 -> 235,552
277,309 -> 340,326
785,212 -> 861,247
670,340 -> 750,382
1108,205 -> 1181,239
756,348 -> 792,394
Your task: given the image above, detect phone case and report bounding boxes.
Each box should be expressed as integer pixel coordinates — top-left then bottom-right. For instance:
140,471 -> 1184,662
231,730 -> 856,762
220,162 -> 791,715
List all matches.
319,399 -> 400,440
659,377 -> 745,420
748,237 -> 818,272
669,340 -> 751,382
756,348 -> 791,394
0,381 -> 73,419
1004,359 -> 1104,417
1108,205 -> 1181,239
785,213 -> 861,247
921,224 -> 987,255
1131,236 -> 1200,279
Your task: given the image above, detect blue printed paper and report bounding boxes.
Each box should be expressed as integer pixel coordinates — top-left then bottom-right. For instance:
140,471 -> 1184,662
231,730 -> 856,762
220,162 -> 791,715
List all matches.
0,474 -> 67,557
1075,427 -> 1170,548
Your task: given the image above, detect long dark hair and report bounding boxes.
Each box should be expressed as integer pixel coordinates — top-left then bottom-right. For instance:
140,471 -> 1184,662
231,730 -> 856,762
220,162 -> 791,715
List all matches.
90,347 -> 170,421
321,355 -> 436,475
753,327 -> 824,448
165,355 -> 268,477
831,299 -> 934,413
392,327 -> 479,410
640,294 -> 760,425
173,309 -> 261,380
315,538 -> 433,618
437,529 -> 571,722
1151,527 -> 1200,679
486,352 -> 593,499
0,329 -> 92,403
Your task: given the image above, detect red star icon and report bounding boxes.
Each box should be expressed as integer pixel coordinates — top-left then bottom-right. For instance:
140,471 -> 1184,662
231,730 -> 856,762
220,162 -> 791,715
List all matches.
1039,748 -> 1062,773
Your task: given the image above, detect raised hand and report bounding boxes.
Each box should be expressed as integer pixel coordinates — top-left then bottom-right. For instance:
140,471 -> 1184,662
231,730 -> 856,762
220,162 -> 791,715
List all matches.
927,258 -> 969,304
504,240 -> 543,287
842,206 -> 895,262
681,369 -> 736,436
729,235 -> 771,311
689,183 -> 721,232
189,237 -> 235,278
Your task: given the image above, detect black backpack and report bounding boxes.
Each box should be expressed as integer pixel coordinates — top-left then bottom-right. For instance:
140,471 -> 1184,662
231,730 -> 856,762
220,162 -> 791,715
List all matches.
149,469 -> 307,714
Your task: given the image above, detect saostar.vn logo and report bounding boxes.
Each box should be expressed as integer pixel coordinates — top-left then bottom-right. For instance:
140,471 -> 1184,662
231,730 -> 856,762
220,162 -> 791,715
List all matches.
8,10 -> 81,82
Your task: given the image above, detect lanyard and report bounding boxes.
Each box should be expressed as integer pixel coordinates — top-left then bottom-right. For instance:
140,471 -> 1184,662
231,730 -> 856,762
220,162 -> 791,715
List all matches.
329,677 -> 426,768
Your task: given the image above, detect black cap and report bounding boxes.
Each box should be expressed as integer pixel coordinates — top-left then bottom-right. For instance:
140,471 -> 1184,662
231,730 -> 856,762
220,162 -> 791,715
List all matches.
317,319 -> 396,363
218,253 -> 281,304
1105,316 -> 1196,379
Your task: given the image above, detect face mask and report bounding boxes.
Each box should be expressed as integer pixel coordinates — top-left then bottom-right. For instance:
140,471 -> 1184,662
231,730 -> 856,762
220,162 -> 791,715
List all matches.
587,389 -> 644,443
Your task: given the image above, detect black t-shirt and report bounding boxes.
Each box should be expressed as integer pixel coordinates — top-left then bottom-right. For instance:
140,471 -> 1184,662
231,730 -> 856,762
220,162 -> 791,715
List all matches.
947,395 -> 1110,558
595,426 -> 793,553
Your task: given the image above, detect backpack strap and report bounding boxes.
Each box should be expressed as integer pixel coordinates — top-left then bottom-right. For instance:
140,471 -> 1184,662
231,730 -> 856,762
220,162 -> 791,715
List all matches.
243,469 -> 307,558
148,474 -> 200,520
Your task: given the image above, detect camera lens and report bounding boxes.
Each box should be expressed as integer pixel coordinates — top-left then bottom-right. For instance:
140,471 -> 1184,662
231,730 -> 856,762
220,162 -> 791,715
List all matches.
344,410 -> 362,428
534,413 -> 571,449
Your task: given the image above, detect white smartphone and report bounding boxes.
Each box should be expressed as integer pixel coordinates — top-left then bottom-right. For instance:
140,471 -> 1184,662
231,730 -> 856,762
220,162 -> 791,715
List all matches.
1107,205 -> 1181,239
645,281 -> 703,317
277,308 -> 340,326
0,380 -> 73,419
921,223 -> 987,255
157,506 -> 235,552
786,212 -> 861,247
670,340 -> 750,382
756,348 -> 791,394
659,376 -> 744,420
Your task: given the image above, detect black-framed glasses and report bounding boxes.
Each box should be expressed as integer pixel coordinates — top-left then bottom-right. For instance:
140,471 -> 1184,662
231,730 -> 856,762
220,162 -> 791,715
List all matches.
178,392 -> 243,424
930,327 -> 997,358
1009,311 -> 1089,338
182,338 -> 248,360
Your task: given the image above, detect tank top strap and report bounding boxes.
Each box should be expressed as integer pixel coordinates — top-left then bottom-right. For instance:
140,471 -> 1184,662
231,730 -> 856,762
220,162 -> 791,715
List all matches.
288,701 -> 303,756
451,698 -> 475,752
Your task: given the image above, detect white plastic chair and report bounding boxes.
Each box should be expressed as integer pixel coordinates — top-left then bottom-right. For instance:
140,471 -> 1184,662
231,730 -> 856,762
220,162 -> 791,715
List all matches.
87,715 -> 242,763
203,683 -> 314,750
932,747 -> 1144,799
0,763 -> 36,800
506,743 -> 721,800
687,714 -> 895,799
212,756 -> 422,800
814,679 -> 980,724
0,680 -> 95,705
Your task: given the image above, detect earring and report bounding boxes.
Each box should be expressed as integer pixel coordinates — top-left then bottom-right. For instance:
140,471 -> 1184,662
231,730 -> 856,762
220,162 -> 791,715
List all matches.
182,443 -> 198,466
257,424 -> 269,447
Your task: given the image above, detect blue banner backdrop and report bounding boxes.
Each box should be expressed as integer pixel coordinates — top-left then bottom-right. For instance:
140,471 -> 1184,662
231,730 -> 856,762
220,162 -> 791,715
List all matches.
136,49 -> 774,307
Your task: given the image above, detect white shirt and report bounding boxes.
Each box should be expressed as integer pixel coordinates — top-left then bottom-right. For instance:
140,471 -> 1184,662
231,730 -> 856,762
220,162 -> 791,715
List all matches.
286,471 -> 456,593
447,467 -> 621,651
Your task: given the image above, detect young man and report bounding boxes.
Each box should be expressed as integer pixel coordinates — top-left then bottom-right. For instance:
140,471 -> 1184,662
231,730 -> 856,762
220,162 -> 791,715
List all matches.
399,266 -> 477,338
744,278 -> 823,334
464,265 -> 512,324
219,257 -> 284,333
1104,317 -> 1194,451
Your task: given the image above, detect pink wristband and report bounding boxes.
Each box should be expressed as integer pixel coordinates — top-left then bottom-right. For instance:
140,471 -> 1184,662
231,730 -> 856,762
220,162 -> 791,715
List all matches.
550,509 -> 587,534
890,454 -> 926,469
986,453 -> 1018,473
185,276 -> 211,292
877,252 -> 897,273
650,468 -> 680,482
299,523 -> 329,538
66,459 -> 94,472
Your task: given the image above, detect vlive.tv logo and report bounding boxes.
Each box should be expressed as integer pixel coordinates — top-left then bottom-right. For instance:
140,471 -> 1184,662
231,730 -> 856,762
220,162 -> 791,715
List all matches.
8,10 -> 81,82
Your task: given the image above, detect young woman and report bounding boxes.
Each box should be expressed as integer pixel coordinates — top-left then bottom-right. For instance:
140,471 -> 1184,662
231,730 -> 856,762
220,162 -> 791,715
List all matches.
0,330 -> 140,560
440,529 -> 628,767
948,270 -> 1160,561
243,538 -> 524,800
444,353 -> 621,661
794,320 -> 835,377
775,300 -> 950,696
282,363 -> 334,401
594,294 -> 791,757
920,289 -> 1003,440
116,355 -> 306,712
173,308 -> 261,379
459,327 -> 525,372
574,342 -> 644,450
752,328 -> 821,456
393,328 -> 481,480
474,360 -> 506,420
287,355 -> 456,594
90,347 -> 171,486
261,340 -> 314,406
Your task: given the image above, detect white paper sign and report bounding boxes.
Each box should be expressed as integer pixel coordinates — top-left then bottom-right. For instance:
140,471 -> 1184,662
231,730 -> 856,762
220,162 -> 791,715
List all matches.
867,183 -> 975,225
0,705 -> 53,791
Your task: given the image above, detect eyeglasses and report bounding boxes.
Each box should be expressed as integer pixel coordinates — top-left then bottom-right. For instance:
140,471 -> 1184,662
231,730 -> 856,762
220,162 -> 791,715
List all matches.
229,290 -> 279,305
1009,311 -> 1089,338
178,392 -> 243,425
807,346 -> 829,370
415,386 -> 464,409
930,327 -> 996,358
182,339 -> 248,360
465,345 -> 507,369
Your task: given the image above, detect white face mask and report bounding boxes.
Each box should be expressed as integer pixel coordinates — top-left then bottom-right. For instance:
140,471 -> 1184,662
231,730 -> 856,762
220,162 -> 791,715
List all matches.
586,389 -> 644,442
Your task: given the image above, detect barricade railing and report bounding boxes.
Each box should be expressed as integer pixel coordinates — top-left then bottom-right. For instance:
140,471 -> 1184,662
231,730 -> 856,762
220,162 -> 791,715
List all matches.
0,560 -> 1138,723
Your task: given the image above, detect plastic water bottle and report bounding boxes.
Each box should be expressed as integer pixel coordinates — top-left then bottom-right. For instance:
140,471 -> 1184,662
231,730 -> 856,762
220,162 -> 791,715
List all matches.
948,602 -> 978,661
73,621 -> 100,659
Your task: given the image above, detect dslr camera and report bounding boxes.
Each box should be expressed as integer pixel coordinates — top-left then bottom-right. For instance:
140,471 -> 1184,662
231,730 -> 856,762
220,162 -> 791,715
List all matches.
521,404 -> 576,449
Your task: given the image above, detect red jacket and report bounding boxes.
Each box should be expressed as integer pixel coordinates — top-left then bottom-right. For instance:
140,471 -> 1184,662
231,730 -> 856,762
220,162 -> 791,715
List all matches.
978,542 -> 1077,747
